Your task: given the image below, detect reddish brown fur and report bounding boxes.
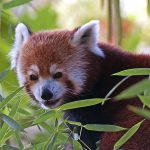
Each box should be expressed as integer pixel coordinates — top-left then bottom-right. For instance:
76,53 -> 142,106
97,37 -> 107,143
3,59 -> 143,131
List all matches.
96,43 -> 150,150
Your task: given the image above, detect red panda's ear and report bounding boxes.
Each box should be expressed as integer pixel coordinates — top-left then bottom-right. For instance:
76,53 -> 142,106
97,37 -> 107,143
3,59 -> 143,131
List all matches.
70,20 -> 104,57
9,23 -> 31,69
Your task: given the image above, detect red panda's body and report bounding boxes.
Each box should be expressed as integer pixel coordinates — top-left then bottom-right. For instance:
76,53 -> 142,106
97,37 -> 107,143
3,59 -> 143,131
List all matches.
65,43 -> 150,149
9,21 -> 150,150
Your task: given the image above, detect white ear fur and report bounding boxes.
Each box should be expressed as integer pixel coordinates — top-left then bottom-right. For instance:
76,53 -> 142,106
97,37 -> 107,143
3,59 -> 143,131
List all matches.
71,20 -> 104,57
9,23 -> 30,69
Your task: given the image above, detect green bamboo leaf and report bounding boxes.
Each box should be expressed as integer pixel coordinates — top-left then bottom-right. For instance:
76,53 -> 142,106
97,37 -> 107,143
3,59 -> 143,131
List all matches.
0,94 -> 3,101
138,95 -> 150,108
0,99 -> 21,144
84,124 -> 126,132
18,108 -> 31,115
73,140 -> 82,150
105,76 -> 129,99
15,131 -> 24,149
9,99 -> 21,117
2,113 -> 23,131
116,79 -> 150,100
45,132 -> 58,150
3,0 -> 32,9
40,122 -> 54,133
0,123 -> 10,145
0,87 -> 23,110
59,98 -> 107,111
0,69 -> 9,82
33,110 -> 55,124
66,120 -> 82,127
114,120 -> 144,150
128,106 -> 150,119
2,145 -> 19,150
1,130 -> 14,144
26,142 -> 47,150
113,68 -> 150,76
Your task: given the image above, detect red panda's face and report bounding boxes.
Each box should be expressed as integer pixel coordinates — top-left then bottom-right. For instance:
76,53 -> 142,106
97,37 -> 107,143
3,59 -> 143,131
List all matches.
10,21 -> 104,109
17,31 -> 89,109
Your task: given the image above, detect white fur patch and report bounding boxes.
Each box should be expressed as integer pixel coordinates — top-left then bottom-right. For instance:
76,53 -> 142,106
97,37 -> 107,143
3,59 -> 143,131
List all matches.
71,20 -> 105,57
31,78 -> 66,106
69,68 -> 86,93
29,65 -> 39,74
50,64 -> 57,73
16,63 -> 26,86
9,23 -> 30,69
49,64 -> 64,74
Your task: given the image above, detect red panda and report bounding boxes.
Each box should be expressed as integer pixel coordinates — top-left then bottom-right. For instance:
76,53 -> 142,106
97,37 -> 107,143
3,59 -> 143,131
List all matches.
9,20 -> 150,150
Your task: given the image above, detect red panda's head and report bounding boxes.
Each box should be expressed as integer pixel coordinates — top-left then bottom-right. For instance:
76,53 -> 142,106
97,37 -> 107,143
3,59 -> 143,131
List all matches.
9,20 -> 104,109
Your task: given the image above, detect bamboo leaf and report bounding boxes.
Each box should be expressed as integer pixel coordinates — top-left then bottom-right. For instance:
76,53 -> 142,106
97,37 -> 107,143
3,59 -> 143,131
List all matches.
18,108 -> 31,115
2,145 -> 19,150
59,98 -> 107,110
3,0 -> 32,9
0,99 -> 21,144
116,79 -> 150,100
9,98 -> 21,117
33,110 -> 55,124
26,142 -> 47,150
15,131 -> 24,149
113,68 -> 150,76
0,87 -> 23,110
66,120 -> 82,127
0,69 -> 9,82
138,95 -> 150,108
2,113 -> 23,131
128,106 -> 150,119
45,132 -> 58,150
114,120 -> 144,150
40,122 -> 54,133
84,124 -> 126,132
0,94 -> 3,101
73,140 -> 82,150
105,76 -> 129,99
0,123 -> 10,145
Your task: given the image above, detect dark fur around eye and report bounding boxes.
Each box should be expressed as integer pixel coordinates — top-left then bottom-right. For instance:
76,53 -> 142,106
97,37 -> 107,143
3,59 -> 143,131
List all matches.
53,72 -> 63,79
30,74 -> 38,81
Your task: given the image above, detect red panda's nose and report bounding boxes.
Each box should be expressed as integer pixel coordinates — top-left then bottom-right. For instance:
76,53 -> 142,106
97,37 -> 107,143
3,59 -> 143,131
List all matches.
41,88 -> 53,101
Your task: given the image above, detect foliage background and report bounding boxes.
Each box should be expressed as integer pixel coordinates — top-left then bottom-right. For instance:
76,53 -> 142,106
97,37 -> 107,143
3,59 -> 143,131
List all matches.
0,0 -> 150,150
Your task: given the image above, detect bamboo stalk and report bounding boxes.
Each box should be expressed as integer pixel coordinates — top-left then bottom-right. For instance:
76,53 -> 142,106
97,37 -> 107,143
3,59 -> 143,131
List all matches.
107,0 -> 113,42
147,0 -> 150,17
114,0 -> 122,45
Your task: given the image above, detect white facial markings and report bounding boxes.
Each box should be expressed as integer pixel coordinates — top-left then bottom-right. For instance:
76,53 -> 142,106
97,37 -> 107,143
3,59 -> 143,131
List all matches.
27,65 -> 39,78
68,66 -> 87,94
50,64 -> 57,73
49,64 -> 64,75
30,65 -> 39,73
16,63 -> 26,86
30,78 -> 66,104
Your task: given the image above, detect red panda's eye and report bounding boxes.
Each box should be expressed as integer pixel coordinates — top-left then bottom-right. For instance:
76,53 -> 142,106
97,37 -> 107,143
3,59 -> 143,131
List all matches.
30,74 -> 38,81
53,72 -> 63,79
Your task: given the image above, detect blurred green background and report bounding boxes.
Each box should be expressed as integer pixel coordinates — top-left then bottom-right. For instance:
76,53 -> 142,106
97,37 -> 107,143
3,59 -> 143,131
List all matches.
0,0 -> 150,149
